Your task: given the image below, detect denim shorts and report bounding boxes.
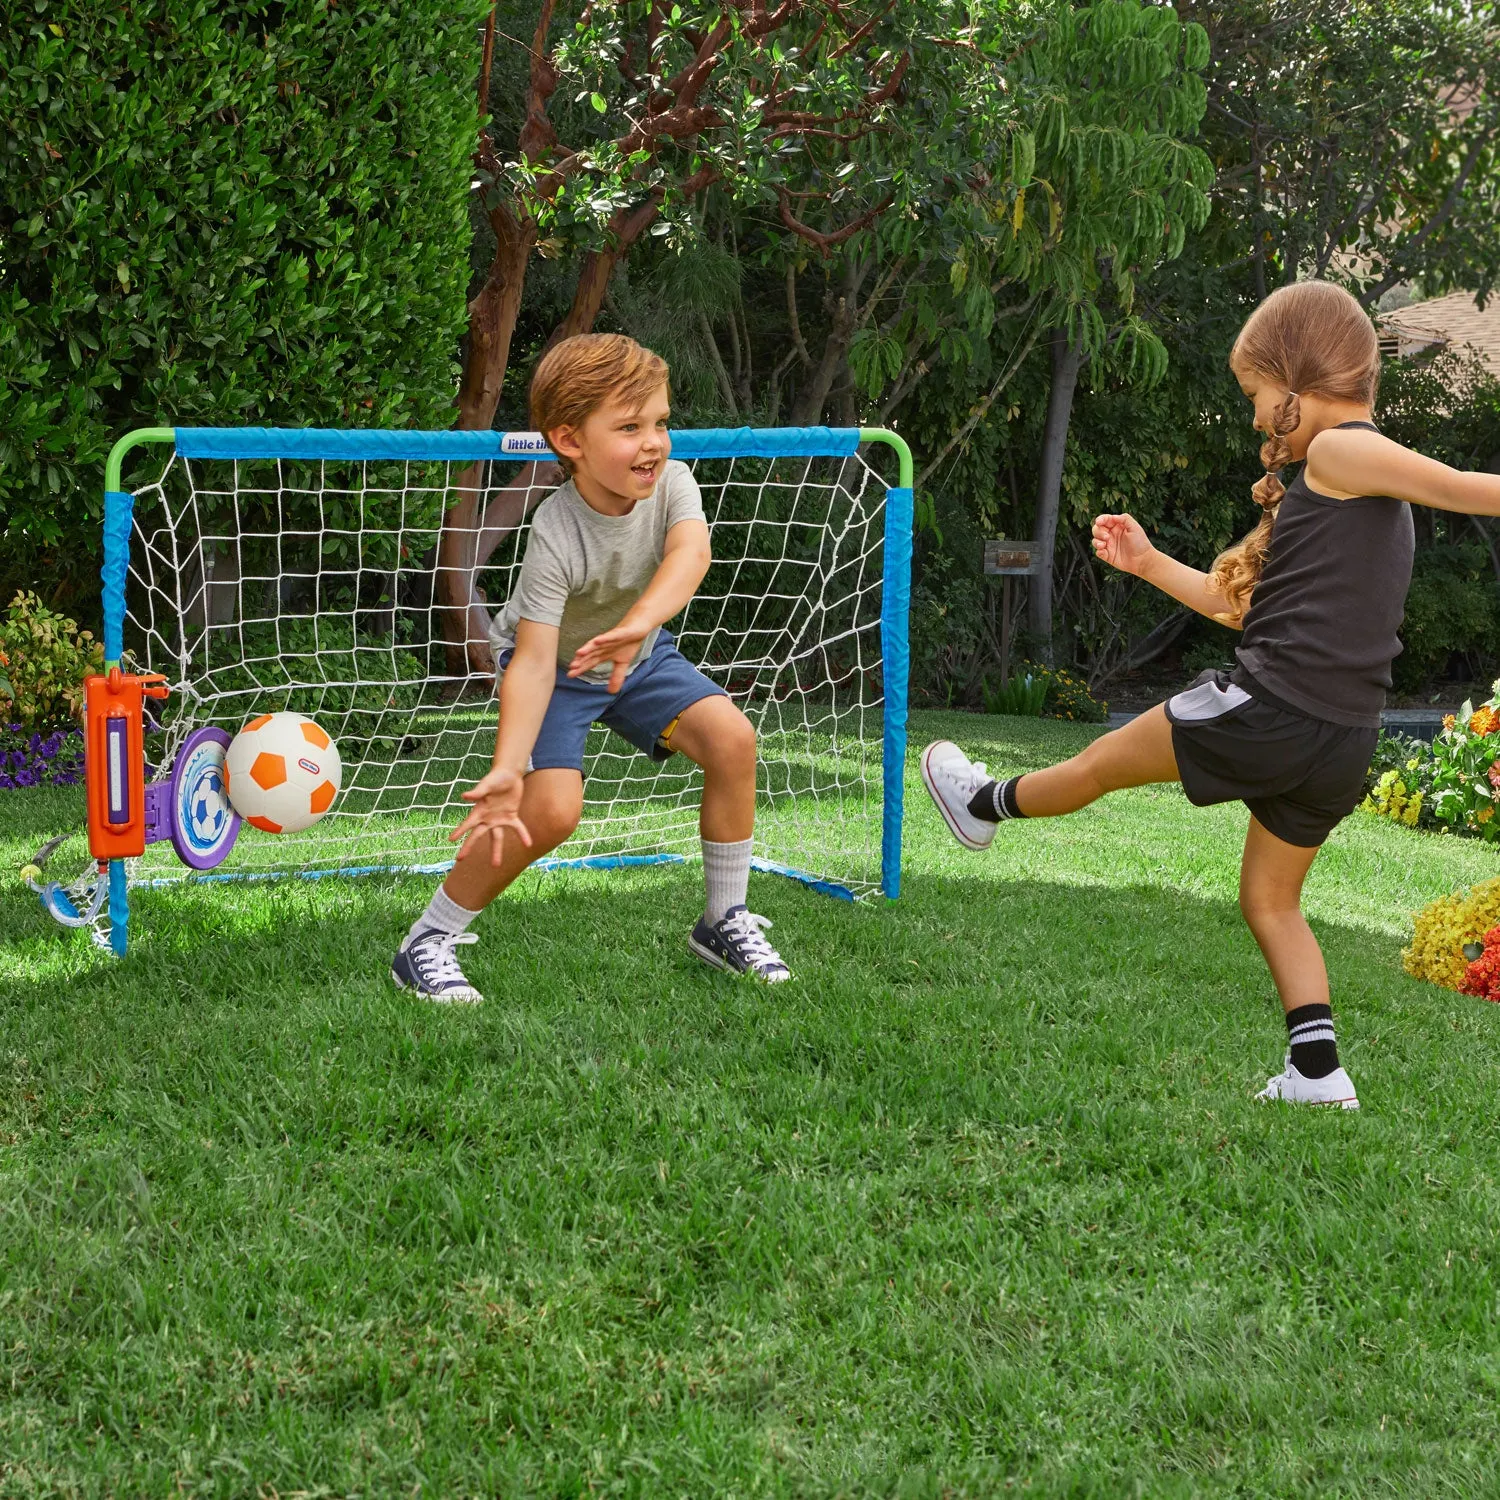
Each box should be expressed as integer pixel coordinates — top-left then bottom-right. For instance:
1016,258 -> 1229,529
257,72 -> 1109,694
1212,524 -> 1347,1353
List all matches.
498,630 -> 727,775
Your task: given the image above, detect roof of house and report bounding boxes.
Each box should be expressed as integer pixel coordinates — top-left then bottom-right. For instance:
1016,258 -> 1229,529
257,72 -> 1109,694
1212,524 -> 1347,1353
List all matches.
1380,290 -> 1500,377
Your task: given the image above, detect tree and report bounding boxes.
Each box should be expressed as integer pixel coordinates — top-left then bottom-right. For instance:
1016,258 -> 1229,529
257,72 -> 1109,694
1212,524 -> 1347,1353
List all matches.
1007,0 -> 1212,657
439,0 -> 914,675
599,1 -> 1213,668
1182,0 -> 1500,307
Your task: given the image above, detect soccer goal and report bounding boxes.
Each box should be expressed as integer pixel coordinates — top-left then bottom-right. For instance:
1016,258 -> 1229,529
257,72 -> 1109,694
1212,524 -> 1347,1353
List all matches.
54,425 -> 914,955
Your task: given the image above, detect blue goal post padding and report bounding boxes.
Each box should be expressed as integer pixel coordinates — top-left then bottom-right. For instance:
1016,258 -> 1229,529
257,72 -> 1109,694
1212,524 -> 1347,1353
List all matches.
173,426 -> 863,463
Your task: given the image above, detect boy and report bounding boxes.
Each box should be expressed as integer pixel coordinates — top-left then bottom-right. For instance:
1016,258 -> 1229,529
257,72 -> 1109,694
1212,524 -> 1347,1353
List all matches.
392,333 -> 790,1001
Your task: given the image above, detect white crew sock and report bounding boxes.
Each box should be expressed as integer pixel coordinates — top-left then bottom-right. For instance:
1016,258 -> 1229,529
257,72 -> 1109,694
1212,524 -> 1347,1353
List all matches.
403,885 -> 482,950
702,837 -> 753,925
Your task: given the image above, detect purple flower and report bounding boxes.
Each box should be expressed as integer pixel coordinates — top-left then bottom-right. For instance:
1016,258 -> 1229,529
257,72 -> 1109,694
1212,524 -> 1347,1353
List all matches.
0,774 -> 11,790
13,768 -> 36,787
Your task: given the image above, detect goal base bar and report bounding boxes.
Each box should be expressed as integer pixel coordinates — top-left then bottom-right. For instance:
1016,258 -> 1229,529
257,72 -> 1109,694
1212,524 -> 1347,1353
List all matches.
129,852 -> 859,903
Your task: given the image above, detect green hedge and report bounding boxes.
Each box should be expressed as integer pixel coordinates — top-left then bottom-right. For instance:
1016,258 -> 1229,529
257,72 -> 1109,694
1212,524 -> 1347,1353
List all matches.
1,0 -> 488,615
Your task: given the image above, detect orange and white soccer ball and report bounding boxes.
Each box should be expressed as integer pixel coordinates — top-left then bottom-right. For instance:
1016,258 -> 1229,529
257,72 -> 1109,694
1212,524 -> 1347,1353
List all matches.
225,712 -> 342,834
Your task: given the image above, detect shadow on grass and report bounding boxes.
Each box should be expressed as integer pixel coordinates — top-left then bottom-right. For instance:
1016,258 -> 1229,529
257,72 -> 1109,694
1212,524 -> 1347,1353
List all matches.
1,853 -> 1465,1102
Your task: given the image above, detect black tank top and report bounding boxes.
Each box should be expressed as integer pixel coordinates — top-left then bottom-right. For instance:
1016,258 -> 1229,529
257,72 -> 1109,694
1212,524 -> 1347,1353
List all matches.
1234,422 -> 1415,728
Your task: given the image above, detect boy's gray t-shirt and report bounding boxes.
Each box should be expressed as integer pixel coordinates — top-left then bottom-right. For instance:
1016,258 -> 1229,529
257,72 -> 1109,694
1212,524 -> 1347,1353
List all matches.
489,459 -> 706,684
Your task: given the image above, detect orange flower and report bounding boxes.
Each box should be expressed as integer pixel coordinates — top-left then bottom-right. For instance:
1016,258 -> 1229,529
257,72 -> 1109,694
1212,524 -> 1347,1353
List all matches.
1470,706 -> 1500,736
1444,714 -> 1458,731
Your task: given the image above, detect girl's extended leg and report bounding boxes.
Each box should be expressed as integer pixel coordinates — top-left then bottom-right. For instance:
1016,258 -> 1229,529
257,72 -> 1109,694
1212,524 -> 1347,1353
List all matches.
1239,814 -> 1358,1107
922,703 -> 1179,849
1014,702 -> 1180,816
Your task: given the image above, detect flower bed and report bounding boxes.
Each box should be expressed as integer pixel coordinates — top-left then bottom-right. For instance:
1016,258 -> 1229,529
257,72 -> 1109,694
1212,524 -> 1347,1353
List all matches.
1404,876 -> 1500,992
1364,682 -> 1500,840
0,721 -> 85,789
981,661 -> 1109,723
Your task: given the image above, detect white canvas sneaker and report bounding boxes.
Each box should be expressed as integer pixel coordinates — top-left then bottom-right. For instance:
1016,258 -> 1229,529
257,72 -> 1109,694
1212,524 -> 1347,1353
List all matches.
920,740 -> 1001,850
1256,1058 -> 1360,1110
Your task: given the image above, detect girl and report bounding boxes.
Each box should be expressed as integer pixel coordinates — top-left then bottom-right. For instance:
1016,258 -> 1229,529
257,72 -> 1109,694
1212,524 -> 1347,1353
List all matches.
921,280 -> 1500,1109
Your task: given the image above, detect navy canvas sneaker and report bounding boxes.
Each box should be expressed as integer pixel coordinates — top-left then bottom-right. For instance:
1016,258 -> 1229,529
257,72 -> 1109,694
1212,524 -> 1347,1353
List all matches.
391,929 -> 485,1003
688,904 -> 791,982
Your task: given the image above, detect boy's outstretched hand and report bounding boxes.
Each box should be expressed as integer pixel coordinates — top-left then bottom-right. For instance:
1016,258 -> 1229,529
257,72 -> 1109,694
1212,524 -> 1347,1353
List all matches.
451,766 -> 533,866
567,620 -> 649,693
1091,513 -> 1156,577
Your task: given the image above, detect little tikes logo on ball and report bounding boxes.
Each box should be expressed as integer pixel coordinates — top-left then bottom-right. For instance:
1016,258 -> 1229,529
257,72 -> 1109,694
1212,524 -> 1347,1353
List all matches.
499,431 -> 552,456
225,712 -> 342,835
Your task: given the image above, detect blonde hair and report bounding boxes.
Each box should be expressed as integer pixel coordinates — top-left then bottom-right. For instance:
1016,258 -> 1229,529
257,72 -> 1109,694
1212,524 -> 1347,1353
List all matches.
529,333 -> 670,473
1208,281 -> 1380,621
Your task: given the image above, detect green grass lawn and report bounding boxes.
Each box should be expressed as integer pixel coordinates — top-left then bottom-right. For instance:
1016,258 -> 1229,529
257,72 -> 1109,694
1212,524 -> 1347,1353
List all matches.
3,711 -> 1500,1497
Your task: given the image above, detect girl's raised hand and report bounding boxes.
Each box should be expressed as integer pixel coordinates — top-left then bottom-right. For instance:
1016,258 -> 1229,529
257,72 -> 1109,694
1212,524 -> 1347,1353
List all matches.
1091,513 -> 1155,577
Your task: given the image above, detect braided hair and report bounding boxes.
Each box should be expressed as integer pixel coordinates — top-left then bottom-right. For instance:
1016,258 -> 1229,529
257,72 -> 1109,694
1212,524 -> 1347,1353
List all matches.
1208,282 -> 1380,623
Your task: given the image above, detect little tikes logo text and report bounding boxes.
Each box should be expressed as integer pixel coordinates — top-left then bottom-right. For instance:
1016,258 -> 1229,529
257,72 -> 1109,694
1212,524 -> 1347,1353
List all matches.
499,432 -> 553,456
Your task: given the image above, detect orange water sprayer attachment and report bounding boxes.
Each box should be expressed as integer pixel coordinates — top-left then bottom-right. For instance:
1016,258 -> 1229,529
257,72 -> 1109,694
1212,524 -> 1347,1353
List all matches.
85,667 -> 169,860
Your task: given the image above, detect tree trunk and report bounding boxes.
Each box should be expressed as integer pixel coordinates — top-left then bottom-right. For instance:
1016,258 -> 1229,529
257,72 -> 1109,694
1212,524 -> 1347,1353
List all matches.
553,245 -> 624,345
433,0 -> 561,680
457,206 -> 536,432
1028,328 -> 1083,663
791,259 -> 868,426
439,204 -> 538,677
544,169 -> 714,351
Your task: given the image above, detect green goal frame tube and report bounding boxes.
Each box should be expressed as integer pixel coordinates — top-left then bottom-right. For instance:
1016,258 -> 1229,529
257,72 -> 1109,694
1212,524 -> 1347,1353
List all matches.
101,428 -> 174,958
860,430 -> 916,900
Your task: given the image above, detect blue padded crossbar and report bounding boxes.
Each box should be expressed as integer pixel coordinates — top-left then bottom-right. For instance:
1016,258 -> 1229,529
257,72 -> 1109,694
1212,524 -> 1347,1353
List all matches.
173,426 -> 862,463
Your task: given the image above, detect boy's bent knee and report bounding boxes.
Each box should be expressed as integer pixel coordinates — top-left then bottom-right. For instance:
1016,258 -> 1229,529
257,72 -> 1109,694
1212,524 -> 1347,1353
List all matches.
523,774 -> 584,851
688,703 -> 757,774
532,800 -> 582,849
723,711 -> 756,758
715,718 -> 757,777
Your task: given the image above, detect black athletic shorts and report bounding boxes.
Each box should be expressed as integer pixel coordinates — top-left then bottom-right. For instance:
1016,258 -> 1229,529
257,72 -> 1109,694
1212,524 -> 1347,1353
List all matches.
1163,668 -> 1378,848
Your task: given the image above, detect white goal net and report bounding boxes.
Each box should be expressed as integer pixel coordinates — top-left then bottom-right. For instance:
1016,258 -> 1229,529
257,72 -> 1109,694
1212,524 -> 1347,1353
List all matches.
112,427 -> 913,904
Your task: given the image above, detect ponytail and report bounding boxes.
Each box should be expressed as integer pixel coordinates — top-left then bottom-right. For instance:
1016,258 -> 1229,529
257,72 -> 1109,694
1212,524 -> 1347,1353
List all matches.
1211,280 -> 1381,625
1208,390 -> 1302,623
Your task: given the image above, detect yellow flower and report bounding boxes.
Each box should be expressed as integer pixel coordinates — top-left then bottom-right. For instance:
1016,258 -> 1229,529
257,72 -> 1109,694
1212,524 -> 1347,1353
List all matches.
1404,877 -> 1500,989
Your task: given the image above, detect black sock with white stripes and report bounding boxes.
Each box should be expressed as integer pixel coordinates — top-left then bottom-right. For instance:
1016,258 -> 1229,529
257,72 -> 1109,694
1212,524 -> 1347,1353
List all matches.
1285,1003 -> 1339,1080
968,776 -> 1026,824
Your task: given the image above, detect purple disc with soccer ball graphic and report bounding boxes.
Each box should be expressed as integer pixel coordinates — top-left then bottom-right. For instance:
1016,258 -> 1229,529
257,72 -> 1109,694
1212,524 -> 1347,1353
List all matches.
169,727 -> 240,870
